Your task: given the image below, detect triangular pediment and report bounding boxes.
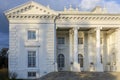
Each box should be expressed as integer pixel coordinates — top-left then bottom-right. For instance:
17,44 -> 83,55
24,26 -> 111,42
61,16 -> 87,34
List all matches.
5,1 -> 58,15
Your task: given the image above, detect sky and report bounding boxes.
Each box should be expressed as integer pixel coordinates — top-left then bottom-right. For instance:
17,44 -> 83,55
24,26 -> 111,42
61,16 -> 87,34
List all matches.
0,0 -> 120,49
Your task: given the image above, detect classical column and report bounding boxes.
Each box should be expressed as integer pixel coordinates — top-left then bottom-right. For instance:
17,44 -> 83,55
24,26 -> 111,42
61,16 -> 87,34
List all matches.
84,32 -> 89,71
73,27 -> 80,72
96,27 -> 103,71
69,29 -> 73,71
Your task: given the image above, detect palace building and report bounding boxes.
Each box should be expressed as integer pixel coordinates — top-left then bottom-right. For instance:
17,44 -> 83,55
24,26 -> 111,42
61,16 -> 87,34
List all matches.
5,1 -> 120,79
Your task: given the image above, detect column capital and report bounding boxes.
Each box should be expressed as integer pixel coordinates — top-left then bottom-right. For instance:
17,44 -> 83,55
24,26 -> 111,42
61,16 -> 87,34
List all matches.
56,26 -> 58,29
116,27 -> 120,31
96,27 -> 102,30
73,27 -> 80,30
69,29 -> 74,34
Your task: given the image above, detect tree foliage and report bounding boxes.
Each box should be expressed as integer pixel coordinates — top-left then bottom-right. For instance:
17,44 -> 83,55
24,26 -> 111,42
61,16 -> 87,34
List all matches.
0,48 -> 8,68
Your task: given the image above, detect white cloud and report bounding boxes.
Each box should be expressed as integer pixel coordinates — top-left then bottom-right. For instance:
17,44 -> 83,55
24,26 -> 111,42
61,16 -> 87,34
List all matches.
79,0 -> 120,13
79,0 -> 101,10
105,1 -> 120,13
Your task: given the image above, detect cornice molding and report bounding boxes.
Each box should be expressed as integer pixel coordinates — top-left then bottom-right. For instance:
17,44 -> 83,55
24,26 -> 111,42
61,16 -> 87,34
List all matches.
5,1 -> 58,16
7,14 -> 120,23
56,16 -> 120,21
7,14 -> 57,20
56,24 -> 120,28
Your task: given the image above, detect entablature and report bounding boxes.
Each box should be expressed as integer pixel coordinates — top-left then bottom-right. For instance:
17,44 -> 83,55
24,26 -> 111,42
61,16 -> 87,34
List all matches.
56,14 -> 120,21
56,24 -> 120,28
9,19 -> 55,24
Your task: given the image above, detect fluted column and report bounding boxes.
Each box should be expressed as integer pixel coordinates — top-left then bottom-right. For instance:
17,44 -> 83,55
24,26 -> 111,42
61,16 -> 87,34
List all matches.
96,27 -> 103,71
73,27 -> 80,72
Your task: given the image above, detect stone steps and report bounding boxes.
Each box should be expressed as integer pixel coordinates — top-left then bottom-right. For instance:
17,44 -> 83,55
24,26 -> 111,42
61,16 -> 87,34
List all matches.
39,71 -> 120,80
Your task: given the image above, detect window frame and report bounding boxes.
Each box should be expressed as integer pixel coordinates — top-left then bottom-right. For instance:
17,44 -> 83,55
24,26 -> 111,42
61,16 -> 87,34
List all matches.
28,72 -> 36,77
57,37 -> 65,44
100,38 -> 102,44
28,30 -> 36,40
28,51 -> 36,68
57,54 -> 65,68
78,54 -> 83,67
26,28 -> 38,41
78,37 -> 83,44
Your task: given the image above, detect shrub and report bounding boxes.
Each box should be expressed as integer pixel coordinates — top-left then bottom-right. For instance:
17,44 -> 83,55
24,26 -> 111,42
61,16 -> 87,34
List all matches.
9,72 -> 17,80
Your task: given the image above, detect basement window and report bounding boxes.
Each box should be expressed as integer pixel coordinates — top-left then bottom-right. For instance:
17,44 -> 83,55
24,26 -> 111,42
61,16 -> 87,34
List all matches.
28,72 -> 36,77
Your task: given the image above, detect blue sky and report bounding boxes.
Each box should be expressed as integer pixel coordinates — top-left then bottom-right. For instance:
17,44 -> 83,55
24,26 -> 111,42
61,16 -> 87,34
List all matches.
0,0 -> 120,48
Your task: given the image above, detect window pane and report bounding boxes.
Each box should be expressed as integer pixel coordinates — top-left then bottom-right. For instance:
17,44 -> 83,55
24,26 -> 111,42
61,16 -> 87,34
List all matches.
28,51 -> 36,67
78,54 -> 83,67
28,30 -> 36,40
57,37 -> 65,44
78,38 -> 83,44
28,72 -> 36,77
100,38 -> 102,44
57,54 -> 64,68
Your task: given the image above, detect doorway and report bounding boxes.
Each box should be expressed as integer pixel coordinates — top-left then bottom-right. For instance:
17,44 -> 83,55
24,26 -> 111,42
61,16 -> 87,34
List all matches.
78,54 -> 84,71
57,54 -> 65,71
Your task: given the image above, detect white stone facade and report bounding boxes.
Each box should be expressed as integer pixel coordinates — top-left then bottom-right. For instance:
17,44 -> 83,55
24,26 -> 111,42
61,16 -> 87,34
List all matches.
5,1 -> 120,79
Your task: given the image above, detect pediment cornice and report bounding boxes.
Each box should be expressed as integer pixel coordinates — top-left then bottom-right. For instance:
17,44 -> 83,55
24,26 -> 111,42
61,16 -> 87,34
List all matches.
6,14 -> 57,20
5,1 -> 58,16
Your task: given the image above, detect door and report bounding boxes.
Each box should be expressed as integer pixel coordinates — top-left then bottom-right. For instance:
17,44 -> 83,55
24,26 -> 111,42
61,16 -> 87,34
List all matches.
57,54 -> 65,71
78,54 -> 84,71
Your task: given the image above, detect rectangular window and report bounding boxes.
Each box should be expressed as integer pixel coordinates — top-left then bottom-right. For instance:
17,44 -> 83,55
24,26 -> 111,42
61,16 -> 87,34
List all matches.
57,37 -> 65,44
78,38 -> 83,44
28,51 -> 36,67
28,72 -> 36,77
28,30 -> 36,40
100,38 -> 102,44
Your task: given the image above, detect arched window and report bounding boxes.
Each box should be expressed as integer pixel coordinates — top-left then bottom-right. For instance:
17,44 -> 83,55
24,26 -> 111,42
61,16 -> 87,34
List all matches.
58,54 -> 65,68
78,54 -> 83,67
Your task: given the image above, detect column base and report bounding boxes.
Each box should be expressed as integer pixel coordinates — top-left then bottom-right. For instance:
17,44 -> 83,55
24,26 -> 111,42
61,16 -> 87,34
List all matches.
90,65 -> 95,72
54,62 -> 58,72
96,63 -> 103,72
72,62 -> 81,72
115,64 -> 120,72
